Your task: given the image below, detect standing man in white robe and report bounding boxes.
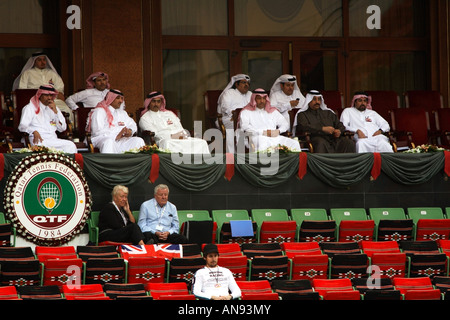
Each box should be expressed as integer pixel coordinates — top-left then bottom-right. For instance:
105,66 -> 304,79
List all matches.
18,85 -> 77,153
238,89 -> 301,152
269,74 -> 306,125
340,92 -> 393,153
217,74 -> 252,152
139,92 -> 210,154
87,89 -> 145,153
13,52 -> 74,124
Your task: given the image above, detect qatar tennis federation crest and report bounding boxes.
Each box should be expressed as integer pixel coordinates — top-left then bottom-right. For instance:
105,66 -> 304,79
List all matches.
3,153 -> 92,246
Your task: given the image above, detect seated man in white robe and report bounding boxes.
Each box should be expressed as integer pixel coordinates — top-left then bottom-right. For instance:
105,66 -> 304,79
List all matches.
87,89 -> 145,153
65,71 -> 111,110
340,92 -> 393,153
238,89 -> 301,152
217,74 -> 252,152
139,92 -> 210,154
269,74 -> 306,125
14,52 -> 74,124
18,85 -> 77,153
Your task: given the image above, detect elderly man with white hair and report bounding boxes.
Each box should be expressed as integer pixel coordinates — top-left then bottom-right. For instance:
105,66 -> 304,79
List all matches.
269,74 -> 305,124
340,91 -> 393,153
294,90 -> 355,153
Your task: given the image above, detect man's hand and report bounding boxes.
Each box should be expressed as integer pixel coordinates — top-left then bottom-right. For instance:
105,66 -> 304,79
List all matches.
32,131 -> 43,144
156,231 -> 169,241
116,127 -> 132,140
48,100 -> 58,114
264,129 -> 280,137
322,126 -> 335,135
357,129 -> 367,139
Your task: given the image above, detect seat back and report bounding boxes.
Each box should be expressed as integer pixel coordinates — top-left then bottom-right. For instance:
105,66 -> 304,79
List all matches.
127,256 -> 166,284
218,255 -> 248,281
17,285 -> 63,300
0,223 -> 13,247
338,220 -> 375,244
312,278 -> 353,296
291,254 -> 329,282
76,245 -> 118,262
249,255 -> 289,281
236,280 -> 272,295
415,219 -> 450,241
259,221 -> 297,244
180,220 -> 216,245
147,282 -> 189,300
204,90 -> 222,130
407,207 -> 445,223
0,246 -> 35,260
363,289 -> 402,300
219,221 -> 257,244
393,276 -> 433,294
0,286 -> 19,300
270,279 -> 318,300
320,242 -> 361,257
84,257 -> 126,284
204,243 -> 242,257
361,241 -> 400,257
12,89 -> 38,140
241,292 -> 279,300
399,240 -> 440,254
177,210 -> 211,231
329,208 -> 368,225
322,290 -> 361,300
42,258 -> 83,287
329,253 -> 368,279
365,90 -> 400,127
390,108 -> 430,145
0,259 -> 41,286
321,90 -> 344,116
368,208 -> 407,224
103,283 -> 147,299
352,277 -> 394,293
62,284 -> 105,300
370,253 -> 407,279
281,242 -> 322,258
403,288 -> 442,300
291,208 -> 328,225
405,90 -> 443,111
35,246 -> 77,262
167,257 -> 205,289
211,209 -> 250,242
377,219 -> 414,242
298,220 -> 336,243
408,253 -> 447,278
241,243 -> 283,259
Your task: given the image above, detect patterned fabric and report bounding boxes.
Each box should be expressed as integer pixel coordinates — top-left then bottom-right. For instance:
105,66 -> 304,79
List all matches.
168,257 -> 205,289
271,279 -> 320,300
399,241 -> 440,254
42,258 -> 83,287
351,277 -> 394,293
17,285 -> 63,300
370,253 -> 407,279
299,220 -> 336,243
320,242 -> 361,257
291,254 -> 328,281
84,257 -> 125,284
329,253 -> 368,279
0,259 -> 41,286
393,277 -> 434,295
249,255 -> 289,281
281,242 -> 322,259
0,224 -> 12,247
338,220 -> 374,245
0,247 -> 35,260
259,221 -> 297,244
409,253 -> 447,278
103,283 -> 148,299
126,256 -> 165,284
415,219 -> 450,241
377,219 -> 413,242
218,256 -> 248,281
76,245 -> 118,262
147,282 -> 189,299
312,278 -> 354,296
361,240 -> 400,257
220,221 -> 257,244
241,243 -> 283,259
62,284 -> 105,300
35,246 -> 78,262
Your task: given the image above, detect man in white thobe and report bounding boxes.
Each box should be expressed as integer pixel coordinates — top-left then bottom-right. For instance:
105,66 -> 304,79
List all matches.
340,92 -> 393,153
217,74 -> 252,152
87,89 -> 145,153
65,72 -> 111,110
139,92 -> 210,154
238,89 -> 301,152
18,85 -> 77,153
14,53 -> 74,123
269,74 -> 306,125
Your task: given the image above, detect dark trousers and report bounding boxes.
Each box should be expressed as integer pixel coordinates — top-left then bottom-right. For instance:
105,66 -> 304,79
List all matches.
143,231 -> 189,244
99,223 -> 145,245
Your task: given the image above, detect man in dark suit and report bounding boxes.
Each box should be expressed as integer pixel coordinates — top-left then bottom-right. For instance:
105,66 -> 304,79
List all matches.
98,185 -> 145,245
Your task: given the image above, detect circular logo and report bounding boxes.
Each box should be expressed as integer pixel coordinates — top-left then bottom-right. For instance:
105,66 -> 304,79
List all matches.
3,153 -> 92,246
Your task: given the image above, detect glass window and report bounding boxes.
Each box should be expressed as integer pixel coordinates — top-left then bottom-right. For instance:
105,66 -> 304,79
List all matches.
234,0 -> 342,36
162,0 -> 228,36
300,51 -> 338,93
0,0 -> 59,34
162,50 -> 229,130
348,51 -> 427,105
241,51 -> 282,91
349,0 -> 427,37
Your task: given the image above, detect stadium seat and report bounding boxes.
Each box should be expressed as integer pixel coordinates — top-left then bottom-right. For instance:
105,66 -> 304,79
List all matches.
322,290 -> 362,300
362,289 -> 402,300
338,220 -> 375,244
408,253 -> 447,278
218,255 -> 249,281
321,90 -> 344,116
201,243 -> 243,257
236,280 -> 272,295
251,209 -> 290,242
389,107 -> 431,147
86,211 -> 100,245
290,254 -> 329,282
177,210 -> 211,230
0,246 -> 35,260
35,246 -> 78,262
167,256 -> 205,289
211,209 -> 250,242
0,286 -> 20,300
368,208 -> 410,240
0,259 -> 41,286
146,282 -> 190,300
281,242 -> 323,259
259,221 -> 297,244
329,253 -> 369,279
376,219 -> 414,242
126,256 -> 166,284
180,220 -> 217,245
248,255 -> 289,281
0,223 -> 14,247
17,285 -> 64,300
62,284 -> 106,300
290,208 -> 329,238
241,292 -> 279,300
433,108 -> 450,147
404,90 -> 444,112
320,242 -> 361,257
407,207 -> 446,222
312,278 -> 354,297
399,240 -> 440,254
352,277 -> 394,293
103,283 -> 148,299
369,253 -> 408,279
298,220 -> 336,243
84,257 -> 126,285
76,245 -> 119,262
271,279 -> 320,300
41,258 -> 83,287
403,288 -> 442,300
219,221 -> 257,244
241,243 -> 283,259
329,208 -> 368,224
432,276 -> 450,297
361,241 -> 401,257
393,276 -> 434,295
415,219 -> 450,241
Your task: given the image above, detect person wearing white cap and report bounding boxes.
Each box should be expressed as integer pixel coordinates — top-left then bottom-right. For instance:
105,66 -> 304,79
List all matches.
295,90 -> 355,153
217,74 -> 252,152
269,74 -> 305,124
238,89 -> 301,152
340,92 -> 393,153
14,52 -> 74,124
139,91 -> 210,154
192,244 -> 241,300
18,85 -> 77,153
